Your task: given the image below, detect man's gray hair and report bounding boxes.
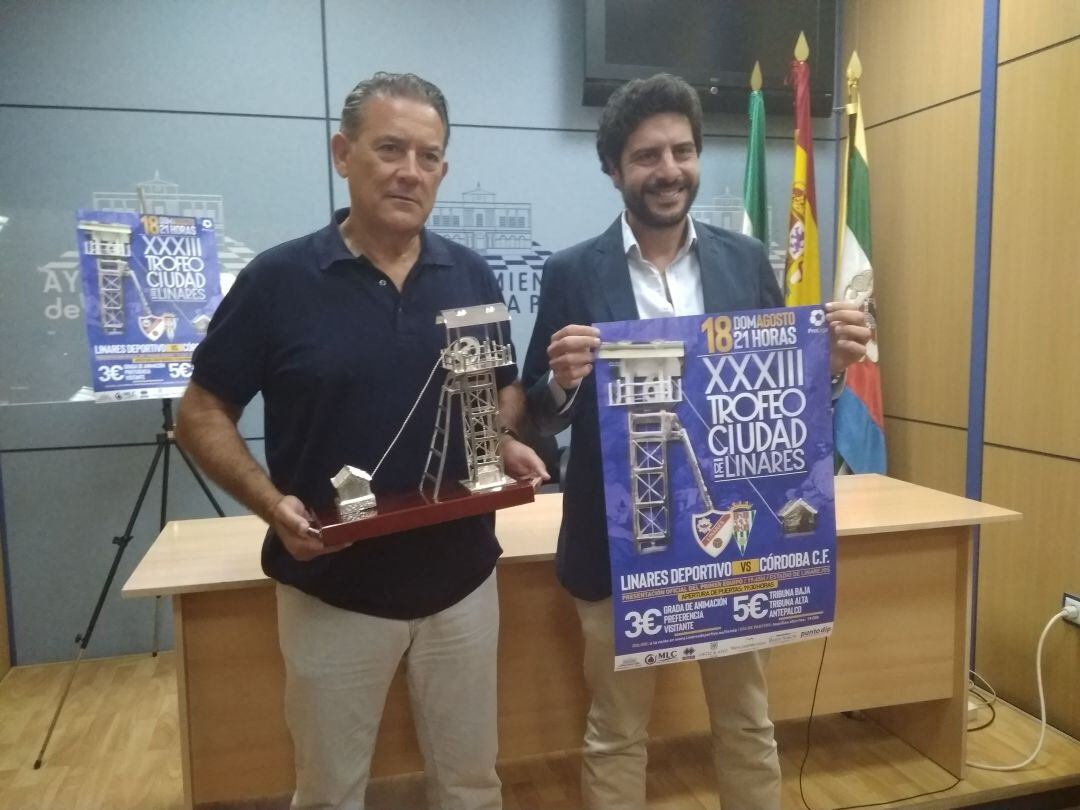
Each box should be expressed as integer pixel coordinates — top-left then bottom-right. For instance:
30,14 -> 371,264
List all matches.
340,72 -> 450,146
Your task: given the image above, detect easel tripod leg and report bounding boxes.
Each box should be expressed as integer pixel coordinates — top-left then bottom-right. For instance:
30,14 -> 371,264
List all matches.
33,438 -> 166,768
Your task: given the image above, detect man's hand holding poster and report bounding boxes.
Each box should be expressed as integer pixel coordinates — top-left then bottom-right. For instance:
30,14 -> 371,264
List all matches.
595,306 -> 836,670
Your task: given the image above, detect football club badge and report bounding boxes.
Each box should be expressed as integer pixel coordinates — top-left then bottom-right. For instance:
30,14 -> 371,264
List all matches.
692,509 -> 734,558
138,312 -> 178,340
731,501 -> 756,554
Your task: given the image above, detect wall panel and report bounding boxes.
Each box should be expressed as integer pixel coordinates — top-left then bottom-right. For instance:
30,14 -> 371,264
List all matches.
842,0 -> 981,127
978,446 -> 1080,740
0,0 -> 325,117
985,40 -> 1080,460
999,0 -> 1080,63
866,97 -> 979,428
883,418 -> 966,497
325,0 -> 596,132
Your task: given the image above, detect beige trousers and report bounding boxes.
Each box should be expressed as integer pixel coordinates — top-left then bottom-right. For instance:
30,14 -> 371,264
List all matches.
576,597 -> 781,810
276,573 -> 501,810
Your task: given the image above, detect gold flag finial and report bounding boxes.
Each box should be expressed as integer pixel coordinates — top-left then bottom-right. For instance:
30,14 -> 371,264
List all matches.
847,51 -> 863,82
750,61 -> 762,91
794,31 -> 809,61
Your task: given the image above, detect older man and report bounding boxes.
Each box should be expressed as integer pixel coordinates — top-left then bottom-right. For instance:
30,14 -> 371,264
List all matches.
177,72 -> 545,810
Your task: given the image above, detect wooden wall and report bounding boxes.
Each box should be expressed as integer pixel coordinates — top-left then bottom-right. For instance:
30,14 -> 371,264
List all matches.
978,5 -> 1080,739
842,0 -> 981,494
843,0 -> 1080,740
883,418 -> 967,497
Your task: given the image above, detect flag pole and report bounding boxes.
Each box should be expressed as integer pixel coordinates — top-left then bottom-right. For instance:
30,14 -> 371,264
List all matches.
835,51 -> 860,290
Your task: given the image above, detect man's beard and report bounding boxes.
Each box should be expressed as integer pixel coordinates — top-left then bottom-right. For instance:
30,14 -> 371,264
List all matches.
623,177 -> 700,229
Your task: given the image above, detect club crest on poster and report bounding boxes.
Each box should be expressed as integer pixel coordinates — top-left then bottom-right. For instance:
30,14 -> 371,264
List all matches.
595,306 -> 837,670
75,209 -> 222,402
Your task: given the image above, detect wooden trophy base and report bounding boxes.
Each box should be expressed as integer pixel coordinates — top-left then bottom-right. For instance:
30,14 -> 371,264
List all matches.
312,479 -> 535,547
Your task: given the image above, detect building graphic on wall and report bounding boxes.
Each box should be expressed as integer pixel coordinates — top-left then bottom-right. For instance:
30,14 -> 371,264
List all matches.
427,184 -> 550,319
91,173 -> 255,282
690,188 -> 785,278
93,172 -> 227,235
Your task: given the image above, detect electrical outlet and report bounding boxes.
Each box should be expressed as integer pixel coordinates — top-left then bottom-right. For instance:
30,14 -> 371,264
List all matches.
1063,592 -> 1080,627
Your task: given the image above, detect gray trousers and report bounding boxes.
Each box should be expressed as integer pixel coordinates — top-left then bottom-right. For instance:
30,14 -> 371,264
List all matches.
276,573 -> 501,810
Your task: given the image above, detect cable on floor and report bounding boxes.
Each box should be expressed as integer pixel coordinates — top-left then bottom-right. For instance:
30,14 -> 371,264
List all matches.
797,637 -> 960,810
966,606 -> 1077,771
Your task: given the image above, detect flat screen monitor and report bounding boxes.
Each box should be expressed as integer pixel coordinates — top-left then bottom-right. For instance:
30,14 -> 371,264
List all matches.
584,0 -> 837,117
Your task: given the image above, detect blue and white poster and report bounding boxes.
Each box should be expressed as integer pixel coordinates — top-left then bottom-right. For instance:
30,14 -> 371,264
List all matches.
75,209 -> 221,402
595,306 -> 836,670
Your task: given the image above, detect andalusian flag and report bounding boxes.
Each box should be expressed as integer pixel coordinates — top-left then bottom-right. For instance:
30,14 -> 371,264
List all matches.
783,32 -> 820,306
741,62 -> 768,244
833,51 -> 886,473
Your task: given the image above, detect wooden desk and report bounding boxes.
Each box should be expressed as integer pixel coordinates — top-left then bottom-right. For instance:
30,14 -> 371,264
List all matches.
123,474 -> 1019,809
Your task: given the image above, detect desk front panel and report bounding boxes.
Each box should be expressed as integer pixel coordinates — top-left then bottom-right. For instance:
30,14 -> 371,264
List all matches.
177,526 -> 971,806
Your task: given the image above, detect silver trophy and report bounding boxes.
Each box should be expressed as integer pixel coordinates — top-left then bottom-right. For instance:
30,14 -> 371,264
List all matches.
329,302 -> 516,520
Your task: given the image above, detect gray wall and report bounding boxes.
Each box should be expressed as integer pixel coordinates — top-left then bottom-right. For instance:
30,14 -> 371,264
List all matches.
0,0 -> 838,664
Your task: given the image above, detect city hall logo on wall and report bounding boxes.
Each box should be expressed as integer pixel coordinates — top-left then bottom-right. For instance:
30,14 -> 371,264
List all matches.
427,183 -> 548,316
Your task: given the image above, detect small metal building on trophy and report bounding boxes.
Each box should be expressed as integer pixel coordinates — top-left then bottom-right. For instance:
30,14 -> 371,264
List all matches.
329,466 -> 377,521
318,302 -> 531,547
598,340 -> 714,554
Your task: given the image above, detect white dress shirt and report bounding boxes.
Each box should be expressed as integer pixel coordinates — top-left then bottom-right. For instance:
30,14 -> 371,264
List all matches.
622,212 -> 704,319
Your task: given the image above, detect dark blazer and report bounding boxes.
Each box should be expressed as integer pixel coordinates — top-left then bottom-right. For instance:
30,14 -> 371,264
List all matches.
521,217 -> 784,601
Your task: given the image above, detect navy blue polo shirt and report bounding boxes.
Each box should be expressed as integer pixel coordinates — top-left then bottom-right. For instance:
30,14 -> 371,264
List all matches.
191,209 -> 515,618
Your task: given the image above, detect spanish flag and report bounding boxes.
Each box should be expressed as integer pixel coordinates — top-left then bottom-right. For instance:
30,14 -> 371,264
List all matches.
783,32 -> 820,306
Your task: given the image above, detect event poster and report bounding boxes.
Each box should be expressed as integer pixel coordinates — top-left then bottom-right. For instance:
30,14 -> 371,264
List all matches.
75,209 -> 221,402
595,306 -> 836,670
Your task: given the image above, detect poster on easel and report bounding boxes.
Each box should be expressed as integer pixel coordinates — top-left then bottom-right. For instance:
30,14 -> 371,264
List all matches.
75,209 -> 222,402
595,305 -> 837,670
